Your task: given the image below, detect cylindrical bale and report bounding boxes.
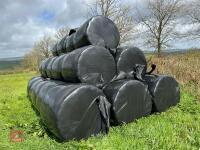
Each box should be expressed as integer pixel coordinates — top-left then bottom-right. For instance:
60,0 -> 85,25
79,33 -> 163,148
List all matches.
27,77 -> 110,141
40,46 -> 116,86
51,55 -> 65,80
144,75 -> 180,113
27,76 -> 41,98
39,59 -> 50,78
64,34 -> 75,54
28,77 -> 45,108
39,63 -> 43,77
29,78 -> 66,110
46,57 -> 57,78
57,37 -> 66,55
52,43 -> 58,56
52,16 -> 120,55
103,79 -> 152,125
115,47 -> 147,74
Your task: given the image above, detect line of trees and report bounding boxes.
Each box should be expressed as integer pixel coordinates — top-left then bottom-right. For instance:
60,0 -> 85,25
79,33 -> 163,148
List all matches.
23,27 -> 69,71
24,0 -> 200,71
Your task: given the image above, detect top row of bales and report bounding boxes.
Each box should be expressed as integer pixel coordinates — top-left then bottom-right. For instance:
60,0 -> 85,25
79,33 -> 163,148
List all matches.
52,16 -> 120,56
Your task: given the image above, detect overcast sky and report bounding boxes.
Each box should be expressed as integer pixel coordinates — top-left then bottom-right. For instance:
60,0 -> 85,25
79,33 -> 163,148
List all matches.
0,0 -> 198,58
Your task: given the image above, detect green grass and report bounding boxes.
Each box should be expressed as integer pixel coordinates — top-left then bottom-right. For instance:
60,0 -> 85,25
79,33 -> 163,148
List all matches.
0,72 -> 199,150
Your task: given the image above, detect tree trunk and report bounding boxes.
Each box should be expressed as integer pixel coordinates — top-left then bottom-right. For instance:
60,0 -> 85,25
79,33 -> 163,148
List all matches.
157,43 -> 161,57
157,37 -> 161,57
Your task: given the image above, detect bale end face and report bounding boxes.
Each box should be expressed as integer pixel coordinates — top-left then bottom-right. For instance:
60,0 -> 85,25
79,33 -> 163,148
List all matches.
116,47 -> 147,75
145,75 -> 180,113
103,80 -> 152,125
86,16 -> 120,49
77,46 -> 116,86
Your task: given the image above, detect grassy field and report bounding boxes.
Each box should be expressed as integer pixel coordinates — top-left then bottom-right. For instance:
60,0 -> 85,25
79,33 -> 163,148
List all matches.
0,51 -> 200,149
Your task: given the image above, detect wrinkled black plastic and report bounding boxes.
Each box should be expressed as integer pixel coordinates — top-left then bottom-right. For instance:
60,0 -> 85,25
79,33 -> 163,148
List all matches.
52,16 -> 120,56
103,80 -> 152,125
115,47 -> 147,76
27,77 -> 111,141
40,46 -> 116,86
144,75 -> 180,112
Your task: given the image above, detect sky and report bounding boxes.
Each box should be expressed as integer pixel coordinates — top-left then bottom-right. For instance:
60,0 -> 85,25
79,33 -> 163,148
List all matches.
0,0 -> 198,58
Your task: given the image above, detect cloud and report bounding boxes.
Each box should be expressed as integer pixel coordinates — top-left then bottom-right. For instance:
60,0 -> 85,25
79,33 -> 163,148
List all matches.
0,0 -> 87,58
0,0 -> 198,58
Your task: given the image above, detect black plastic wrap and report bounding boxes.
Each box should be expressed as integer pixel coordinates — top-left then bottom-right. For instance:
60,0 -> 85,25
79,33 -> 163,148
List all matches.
39,46 -> 116,86
115,47 -> 147,75
40,59 -> 51,78
103,79 -> 152,125
46,57 -> 57,78
144,75 -> 180,113
27,77 -> 111,141
51,55 -> 65,80
52,16 -> 120,56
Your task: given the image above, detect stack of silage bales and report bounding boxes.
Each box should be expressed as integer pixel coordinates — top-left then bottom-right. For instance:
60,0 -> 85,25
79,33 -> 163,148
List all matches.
27,15 -> 180,142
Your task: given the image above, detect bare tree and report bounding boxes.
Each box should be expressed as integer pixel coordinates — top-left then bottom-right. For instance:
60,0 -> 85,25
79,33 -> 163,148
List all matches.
23,49 -> 42,71
34,35 -> 53,58
55,26 -> 70,41
86,0 -> 135,44
23,35 -> 53,71
186,0 -> 200,39
137,0 -> 182,56
23,26 -> 72,71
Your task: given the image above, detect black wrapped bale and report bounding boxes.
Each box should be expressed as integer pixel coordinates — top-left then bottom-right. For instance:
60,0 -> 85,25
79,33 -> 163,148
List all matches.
28,77 -> 44,107
103,80 -> 152,125
144,75 -> 180,113
27,77 -> 111,141
39,46 -> 116,86
51,55 -> 65,80
45,57 -> 57,78
52,16 -> 120,56
27,76 -> 41,99
115,47 -> 147,75
40,59 -> 50,78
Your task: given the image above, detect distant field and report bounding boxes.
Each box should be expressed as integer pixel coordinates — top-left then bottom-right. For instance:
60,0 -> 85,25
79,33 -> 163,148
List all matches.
0,51 -> 199,149
0,57 -> 22,71
0,60 -> 22,70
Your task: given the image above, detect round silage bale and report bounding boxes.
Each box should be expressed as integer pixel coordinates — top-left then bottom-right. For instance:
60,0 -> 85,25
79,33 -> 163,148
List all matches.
115,47 -> 147,75
52,43 -> 58,56
58,36 -> 66,54
52,16 -> 120,55
40,46 -> 116,86
64,34 -> 75,54
144,75 -> 180,113
103,79 -> 152,125
46,57 -> 57,78
51,55 -> 65,80
39,62 -> 43,77
30,78 -> 66,111
28,77 -> 45,108
27,77 -> 111,141
39,59 -> 49,78
27,76 -> 41,98
33,79 -> 48,110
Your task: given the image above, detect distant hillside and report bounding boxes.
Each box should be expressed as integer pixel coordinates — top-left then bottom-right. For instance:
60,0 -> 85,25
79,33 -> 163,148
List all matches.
144,49 -> 200,55
0,57 -> 23,70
